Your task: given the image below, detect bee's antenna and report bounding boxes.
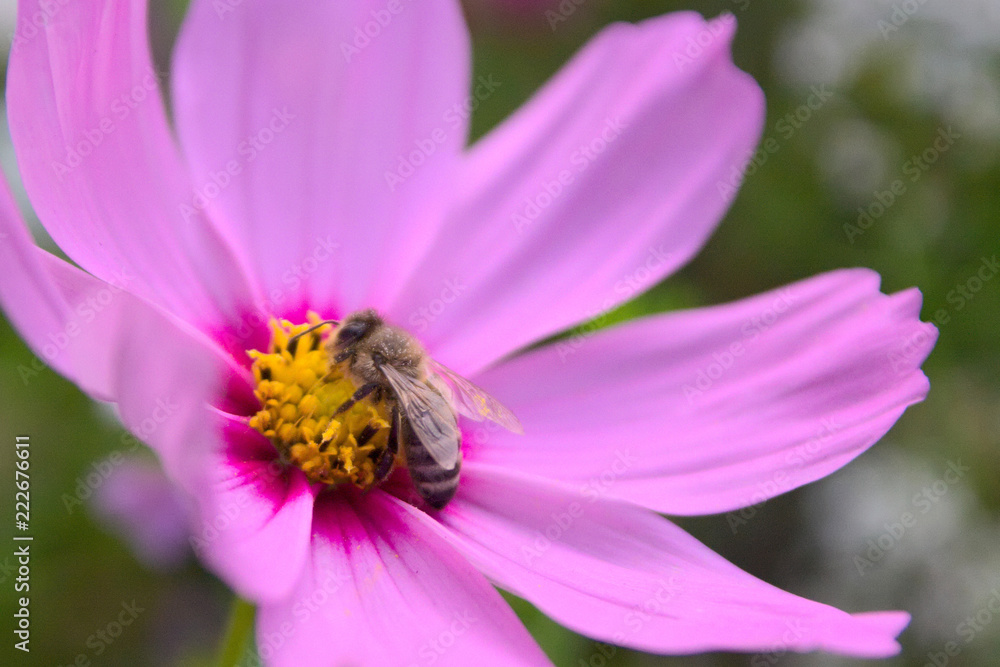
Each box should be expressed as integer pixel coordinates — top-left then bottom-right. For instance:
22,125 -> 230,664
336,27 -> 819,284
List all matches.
286,319 -> 339,354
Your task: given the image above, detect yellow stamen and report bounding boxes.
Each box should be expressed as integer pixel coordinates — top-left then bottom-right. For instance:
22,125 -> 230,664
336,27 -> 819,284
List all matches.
248,315 -> 395,489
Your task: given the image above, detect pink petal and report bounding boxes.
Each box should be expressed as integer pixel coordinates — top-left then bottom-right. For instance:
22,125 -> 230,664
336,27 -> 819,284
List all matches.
468,269 -> 936,516
432,464 -> 909,657
2,190 -> 306,600
384,12 -> 764,375
0,178 -> 111,399
191,415 -> 317,603
38,249 -> 257,410
172,0 -> 470,315
0,176 -> 246,485
256,491 -> 552,667
8,0 -> 257,330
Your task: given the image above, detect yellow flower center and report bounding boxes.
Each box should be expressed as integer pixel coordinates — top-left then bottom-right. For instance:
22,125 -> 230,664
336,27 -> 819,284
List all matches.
247,315 -> 396,489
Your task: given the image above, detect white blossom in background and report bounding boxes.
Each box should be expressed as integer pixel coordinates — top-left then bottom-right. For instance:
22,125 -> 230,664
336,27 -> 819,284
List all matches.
801,445 -> 1000,661
778,0 -> 1000,148
0,0 -> 13,58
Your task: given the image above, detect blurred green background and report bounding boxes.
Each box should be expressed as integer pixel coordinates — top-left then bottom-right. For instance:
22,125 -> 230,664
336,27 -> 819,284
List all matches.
1,0 -> 998,665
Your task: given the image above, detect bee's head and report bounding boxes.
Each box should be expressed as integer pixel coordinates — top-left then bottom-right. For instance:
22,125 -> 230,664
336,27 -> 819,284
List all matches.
332,309 -> 382,351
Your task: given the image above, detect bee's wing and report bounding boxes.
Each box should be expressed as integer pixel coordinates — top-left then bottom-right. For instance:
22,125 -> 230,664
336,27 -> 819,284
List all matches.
380,364 -> 461,470
428,360 -> 524,435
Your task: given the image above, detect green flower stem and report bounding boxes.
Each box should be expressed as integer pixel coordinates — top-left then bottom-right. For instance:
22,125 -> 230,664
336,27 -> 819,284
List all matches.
216,597 -> 256,667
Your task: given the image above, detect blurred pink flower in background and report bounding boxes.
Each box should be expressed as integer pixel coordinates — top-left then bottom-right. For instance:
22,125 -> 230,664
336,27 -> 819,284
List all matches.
89,458 -> 192,571
0,1 -> 936,665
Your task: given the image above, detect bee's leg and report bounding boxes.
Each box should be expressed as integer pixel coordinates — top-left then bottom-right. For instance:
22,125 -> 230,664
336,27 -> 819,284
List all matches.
389,406 -> 400,458
355,423 -> 380,447
372,406 -> 400,484
334,382 -> 379,415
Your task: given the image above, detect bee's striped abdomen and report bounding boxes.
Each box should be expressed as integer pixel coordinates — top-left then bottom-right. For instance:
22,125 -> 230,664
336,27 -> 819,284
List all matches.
400,417 -> 460,510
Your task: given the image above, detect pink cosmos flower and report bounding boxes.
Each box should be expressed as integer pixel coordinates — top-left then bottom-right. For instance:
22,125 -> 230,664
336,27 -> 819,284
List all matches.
1,1 -> 937,665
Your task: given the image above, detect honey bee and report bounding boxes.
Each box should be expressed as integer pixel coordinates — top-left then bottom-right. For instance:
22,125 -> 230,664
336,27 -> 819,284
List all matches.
289,310 -> 523,509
